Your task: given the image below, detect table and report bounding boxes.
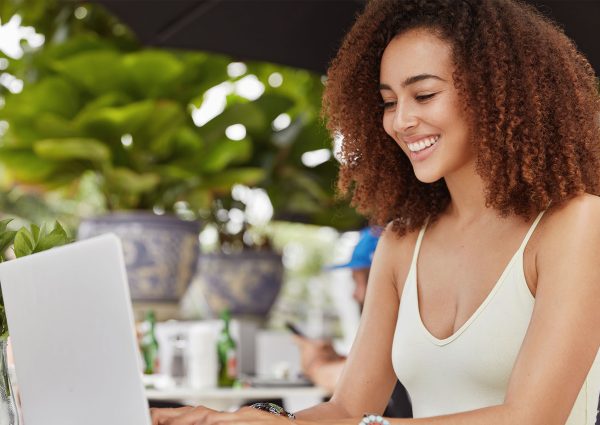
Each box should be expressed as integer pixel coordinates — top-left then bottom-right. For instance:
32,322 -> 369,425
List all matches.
146,386 -> 330,412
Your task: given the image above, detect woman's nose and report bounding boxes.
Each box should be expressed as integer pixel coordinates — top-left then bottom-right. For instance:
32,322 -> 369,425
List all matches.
392,100 -> 418,133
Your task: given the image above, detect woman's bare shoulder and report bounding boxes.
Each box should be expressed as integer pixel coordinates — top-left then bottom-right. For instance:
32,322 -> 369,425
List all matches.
537,193 -> 600,260
378,222 -> 421,295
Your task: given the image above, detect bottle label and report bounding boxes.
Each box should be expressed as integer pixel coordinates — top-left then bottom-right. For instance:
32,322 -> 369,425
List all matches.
226,349 -> 237,379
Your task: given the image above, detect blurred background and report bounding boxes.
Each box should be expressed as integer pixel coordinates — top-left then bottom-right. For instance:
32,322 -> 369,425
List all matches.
0,0 -> 598,411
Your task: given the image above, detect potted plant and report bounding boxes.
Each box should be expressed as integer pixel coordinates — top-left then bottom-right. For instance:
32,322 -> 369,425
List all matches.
0,2 -> 364,317
0,219 -> 71,425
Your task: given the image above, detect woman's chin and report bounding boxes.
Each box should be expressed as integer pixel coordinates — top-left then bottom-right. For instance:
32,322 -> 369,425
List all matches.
413,168 -> 443,184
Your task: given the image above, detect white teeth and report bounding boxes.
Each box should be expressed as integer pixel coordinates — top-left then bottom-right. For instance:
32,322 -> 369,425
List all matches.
407,136 -> 439,152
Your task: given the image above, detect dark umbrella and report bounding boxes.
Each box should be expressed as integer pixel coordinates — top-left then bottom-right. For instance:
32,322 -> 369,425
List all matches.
87,0 -> 366,74
88,0 -> 599,74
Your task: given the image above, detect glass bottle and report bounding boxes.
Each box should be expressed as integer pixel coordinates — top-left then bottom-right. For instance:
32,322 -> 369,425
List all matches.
0,339 -> 19,424
140,311 -> 159,375
217,310 -> 237,387
170,333 -> 187,387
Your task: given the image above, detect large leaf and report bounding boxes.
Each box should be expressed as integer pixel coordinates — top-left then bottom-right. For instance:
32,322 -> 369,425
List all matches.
34,138 -> 111,162
13,227 -> 34,258
201,168 -> 266,192
39,35 -> 113,63
289,117 -> 332,161
13,222 -> 71,258
197,138 -> 252,173
184,54 -> 231,105
141,101 -> 187,157
75,100 -> 154,141
78,92 -> 132,114
250,93 -> 295,140
53,50 -> 126,96
199,102 -> 266,144
170,127 -> 205,156
34,113 -> 78,139
0,218 -> 16,260
0,149 -> 60,183
1,77 -> 80,127
105,167 -> 160,195
123,50 -> 185,98
35,222 -> 70,253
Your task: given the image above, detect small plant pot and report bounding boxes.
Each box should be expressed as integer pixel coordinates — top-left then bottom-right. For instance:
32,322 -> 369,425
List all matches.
195,250 -> 284,317
78,212 -> 200,303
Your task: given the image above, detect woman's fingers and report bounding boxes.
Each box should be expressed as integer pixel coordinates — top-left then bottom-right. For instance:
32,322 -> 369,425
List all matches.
150,405 -> 295,425
150,406 -> 195,425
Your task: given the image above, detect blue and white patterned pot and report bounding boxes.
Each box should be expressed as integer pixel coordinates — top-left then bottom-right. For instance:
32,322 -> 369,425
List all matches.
78,212 -> 200,303
196,250 -> 284,317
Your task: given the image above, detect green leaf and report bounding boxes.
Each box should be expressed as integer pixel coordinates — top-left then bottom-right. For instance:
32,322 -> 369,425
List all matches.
13,228 -> 35,258
105,167 -> 161,195
75,100 -> 155,141
30,224 -> 43,246
0,149 -> 60,183
198,138 -> 252,173
34,113 -> 79,139
2,77 -> 81,121
123,50 -> 185,98
0,231 -> 16,257
143,101 -> 186,157
13,222 -> 71,258
33,138 -> 111,163
53,50 -> 126,96
200,102 -> 266,144
201,168 -> 266,192
35,222 -> 70,253
0,219 -> 13,234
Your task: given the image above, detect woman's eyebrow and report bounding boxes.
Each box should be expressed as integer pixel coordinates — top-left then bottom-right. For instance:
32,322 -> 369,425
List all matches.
379,73 -> 446,91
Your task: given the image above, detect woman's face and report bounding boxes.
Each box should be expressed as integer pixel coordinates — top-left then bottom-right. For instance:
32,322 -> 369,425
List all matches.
380,28 -> 474,183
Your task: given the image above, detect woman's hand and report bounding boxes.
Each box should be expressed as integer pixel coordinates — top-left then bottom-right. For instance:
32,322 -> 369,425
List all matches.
150,405 -> 296,425
293,336 -> 343,376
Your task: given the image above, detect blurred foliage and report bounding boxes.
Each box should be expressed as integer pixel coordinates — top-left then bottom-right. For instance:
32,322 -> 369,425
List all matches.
0,0 -> 363,230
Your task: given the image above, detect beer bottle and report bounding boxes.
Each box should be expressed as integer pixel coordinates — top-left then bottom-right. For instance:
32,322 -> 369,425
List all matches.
217,309 -> 237,387
140,310 -> 159,375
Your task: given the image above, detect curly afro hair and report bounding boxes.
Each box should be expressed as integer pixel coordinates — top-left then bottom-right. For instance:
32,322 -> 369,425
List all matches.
323,0 -> 600,236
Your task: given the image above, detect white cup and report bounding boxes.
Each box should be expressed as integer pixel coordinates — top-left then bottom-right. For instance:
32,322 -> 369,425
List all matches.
187,324 -> 218,389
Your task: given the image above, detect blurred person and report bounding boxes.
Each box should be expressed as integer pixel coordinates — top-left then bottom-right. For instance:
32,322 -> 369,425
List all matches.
294,228 -> 412,418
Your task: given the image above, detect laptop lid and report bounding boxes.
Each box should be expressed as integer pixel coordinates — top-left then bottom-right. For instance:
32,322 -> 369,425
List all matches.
0,233 -> 151,425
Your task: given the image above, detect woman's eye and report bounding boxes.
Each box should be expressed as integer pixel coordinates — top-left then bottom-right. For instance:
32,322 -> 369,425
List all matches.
416,93 -> 436,102
380,101 -> 396,110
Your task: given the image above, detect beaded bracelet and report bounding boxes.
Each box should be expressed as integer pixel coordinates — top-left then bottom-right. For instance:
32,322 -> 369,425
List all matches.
250,402 -> 296,420
360,413 -> 390,425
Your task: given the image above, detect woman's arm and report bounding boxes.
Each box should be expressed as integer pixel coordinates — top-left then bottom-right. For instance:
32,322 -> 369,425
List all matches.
296,227 -> 418,420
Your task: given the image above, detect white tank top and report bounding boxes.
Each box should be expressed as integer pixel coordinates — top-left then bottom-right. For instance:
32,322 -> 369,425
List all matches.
392,211 -> 600,423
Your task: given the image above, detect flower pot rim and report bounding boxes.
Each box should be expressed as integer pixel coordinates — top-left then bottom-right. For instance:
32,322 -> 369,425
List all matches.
80,211 -> 201,229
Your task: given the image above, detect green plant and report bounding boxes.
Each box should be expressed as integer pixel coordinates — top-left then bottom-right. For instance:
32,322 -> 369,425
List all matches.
0,219 -> 71,340
0,2 -> 363,230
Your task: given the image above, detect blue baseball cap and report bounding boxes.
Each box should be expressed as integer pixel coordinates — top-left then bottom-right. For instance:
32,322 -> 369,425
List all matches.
328,227 -> 381,270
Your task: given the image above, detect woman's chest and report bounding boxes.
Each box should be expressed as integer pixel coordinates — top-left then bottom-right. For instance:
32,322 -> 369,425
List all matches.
414,225 -> 538,340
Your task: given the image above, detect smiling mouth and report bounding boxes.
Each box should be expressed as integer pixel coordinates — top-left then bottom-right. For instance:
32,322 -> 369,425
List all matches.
407,135 -> 440,153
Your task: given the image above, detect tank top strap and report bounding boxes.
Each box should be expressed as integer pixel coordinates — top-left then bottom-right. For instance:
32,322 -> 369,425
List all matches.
409,217 -> 430,271
516,209 -> 547,253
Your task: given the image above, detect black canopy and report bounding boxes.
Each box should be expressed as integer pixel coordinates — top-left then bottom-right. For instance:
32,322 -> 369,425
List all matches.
89,0 -> 599,75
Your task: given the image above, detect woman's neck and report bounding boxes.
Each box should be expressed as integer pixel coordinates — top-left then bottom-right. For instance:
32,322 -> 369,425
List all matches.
442,162 -> 492,225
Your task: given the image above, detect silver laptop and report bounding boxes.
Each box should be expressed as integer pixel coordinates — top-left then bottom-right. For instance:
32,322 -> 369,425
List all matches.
0,234 -> 151,425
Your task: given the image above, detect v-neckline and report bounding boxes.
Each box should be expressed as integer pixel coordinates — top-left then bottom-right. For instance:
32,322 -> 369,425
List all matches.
411,214 -> 542,346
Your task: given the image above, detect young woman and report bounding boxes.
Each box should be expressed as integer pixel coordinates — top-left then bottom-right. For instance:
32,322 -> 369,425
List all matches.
151,0 -> 600,424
